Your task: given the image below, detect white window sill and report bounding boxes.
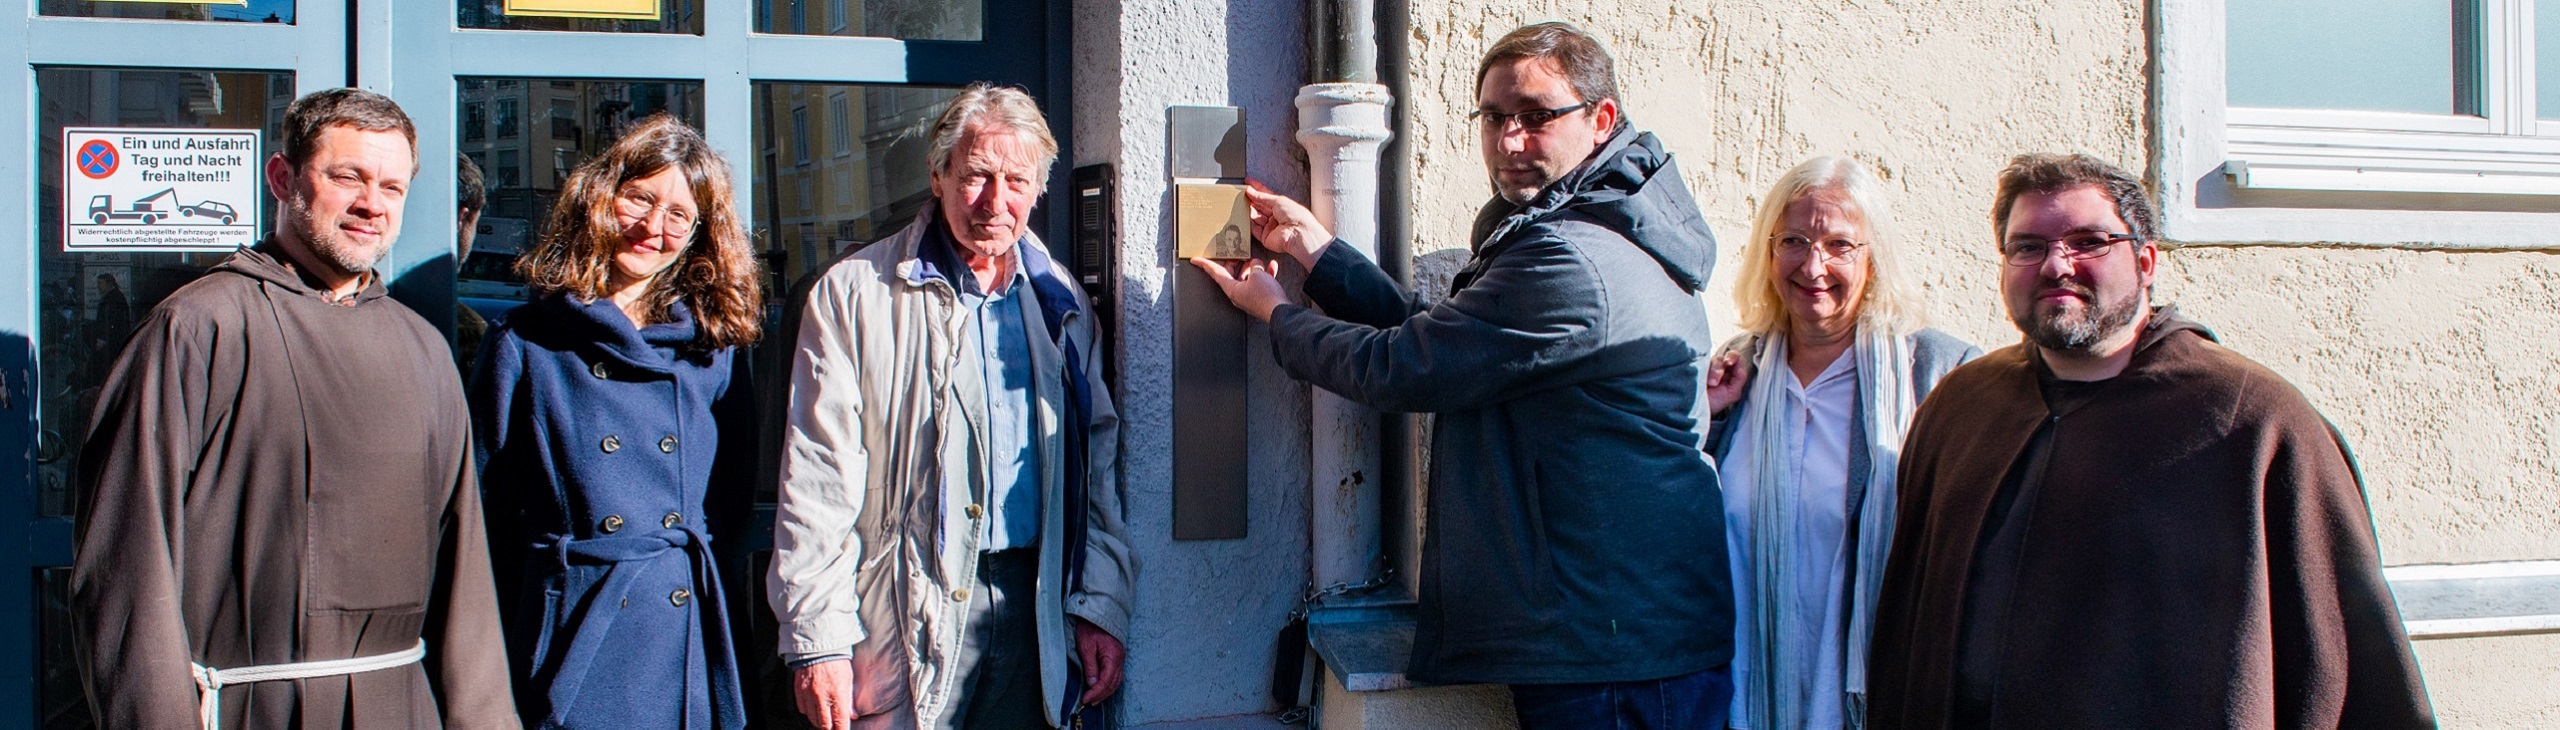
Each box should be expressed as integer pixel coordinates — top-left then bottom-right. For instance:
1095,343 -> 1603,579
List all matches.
2225,114 -> 2560,197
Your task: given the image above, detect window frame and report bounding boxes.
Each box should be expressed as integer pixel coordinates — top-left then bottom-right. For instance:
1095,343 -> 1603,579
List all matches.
829,90 -> 853,158
791,103 -> 811,166
494,96 -> 519,139
2157,0 -> 2560,247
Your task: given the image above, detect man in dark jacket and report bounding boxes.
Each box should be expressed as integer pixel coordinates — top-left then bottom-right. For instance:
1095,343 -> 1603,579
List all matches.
1193,22 -> 1731,728
1864,154 -> 2433,728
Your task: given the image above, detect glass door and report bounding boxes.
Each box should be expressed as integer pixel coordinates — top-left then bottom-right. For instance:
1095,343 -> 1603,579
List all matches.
5,0 -> 1064,725
382,2 -> 1063,722
6,4 -> 347,725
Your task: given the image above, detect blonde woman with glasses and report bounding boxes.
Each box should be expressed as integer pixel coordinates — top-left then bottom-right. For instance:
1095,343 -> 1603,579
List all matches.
1703,156 -> 1979,730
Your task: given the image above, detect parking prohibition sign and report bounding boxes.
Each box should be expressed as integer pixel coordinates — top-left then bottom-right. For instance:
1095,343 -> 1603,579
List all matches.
62,127 -> 261,252
76,140 -> 117,180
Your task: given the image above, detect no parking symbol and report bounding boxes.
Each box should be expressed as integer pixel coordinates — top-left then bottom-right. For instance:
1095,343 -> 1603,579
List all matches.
76,140 -> 118,180
62,126 -> 261,252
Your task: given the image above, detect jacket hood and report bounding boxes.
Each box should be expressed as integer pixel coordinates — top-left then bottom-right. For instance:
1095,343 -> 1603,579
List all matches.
219,238 -> 391,304
1483,125 -> 1719,292
534,292 -> 699,374
2135,304 -> 2215,353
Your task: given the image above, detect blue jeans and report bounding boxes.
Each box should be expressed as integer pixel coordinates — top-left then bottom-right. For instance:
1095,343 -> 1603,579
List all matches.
1509,664 -> 1734,730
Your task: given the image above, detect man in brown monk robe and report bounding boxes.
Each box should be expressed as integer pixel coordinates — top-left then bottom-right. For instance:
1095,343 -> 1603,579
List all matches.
71,88 -> 518,729
1864,153 -> 2433,728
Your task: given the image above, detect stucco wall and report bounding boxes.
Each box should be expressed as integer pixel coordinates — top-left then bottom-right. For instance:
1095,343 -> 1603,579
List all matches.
1075,0 -> 1317,724
1400,0 -> 2558,725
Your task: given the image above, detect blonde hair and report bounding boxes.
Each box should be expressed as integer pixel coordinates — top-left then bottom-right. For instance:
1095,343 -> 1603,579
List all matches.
1732,156 -> 1928,337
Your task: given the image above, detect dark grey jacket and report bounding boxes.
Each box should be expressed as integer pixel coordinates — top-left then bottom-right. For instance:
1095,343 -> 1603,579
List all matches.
1269,126 -> 1730,684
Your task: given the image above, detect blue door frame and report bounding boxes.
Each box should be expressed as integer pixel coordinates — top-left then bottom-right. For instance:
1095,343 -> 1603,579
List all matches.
1,0 -> 1070,722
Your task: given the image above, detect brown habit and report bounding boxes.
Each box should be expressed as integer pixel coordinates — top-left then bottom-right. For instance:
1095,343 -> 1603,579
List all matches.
71,244 -> 518,729
1866,309 -> 2433,729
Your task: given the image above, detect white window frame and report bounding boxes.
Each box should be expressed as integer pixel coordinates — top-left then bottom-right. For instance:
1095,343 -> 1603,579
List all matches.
830,90 -> 853,157
792,103 -> 812,166
2157,0 -> 2560,247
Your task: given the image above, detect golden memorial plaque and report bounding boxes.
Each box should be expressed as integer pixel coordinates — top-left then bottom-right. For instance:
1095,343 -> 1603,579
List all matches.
1176,183 -> 1252,260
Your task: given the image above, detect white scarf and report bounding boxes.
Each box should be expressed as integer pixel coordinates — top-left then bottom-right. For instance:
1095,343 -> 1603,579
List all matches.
1736,324 -> 1912,730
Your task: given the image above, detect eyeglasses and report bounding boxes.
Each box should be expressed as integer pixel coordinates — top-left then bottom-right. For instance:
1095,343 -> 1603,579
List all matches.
1774,234 -> 1868,263
1467,103 -> 1588,131
613,189 -> 699,231
2001,232 -> 2135,267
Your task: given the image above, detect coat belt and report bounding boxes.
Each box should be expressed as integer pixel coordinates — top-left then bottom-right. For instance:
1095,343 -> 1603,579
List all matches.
191,639 -> 426,730
533,526 -> 743,728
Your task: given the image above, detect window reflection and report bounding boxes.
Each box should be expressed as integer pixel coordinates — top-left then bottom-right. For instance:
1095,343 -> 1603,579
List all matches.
752,83 -> 957,287
35,68 -> 292,522
39,569 -> 86,729
40,0 -> 294,23
752,0 -> 981,42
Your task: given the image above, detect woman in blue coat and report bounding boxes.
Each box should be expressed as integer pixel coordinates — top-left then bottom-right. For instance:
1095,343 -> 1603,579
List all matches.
472,114 -> 763,729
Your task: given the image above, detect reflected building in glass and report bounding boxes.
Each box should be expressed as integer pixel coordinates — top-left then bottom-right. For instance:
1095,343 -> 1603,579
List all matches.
754,82 -> 957,286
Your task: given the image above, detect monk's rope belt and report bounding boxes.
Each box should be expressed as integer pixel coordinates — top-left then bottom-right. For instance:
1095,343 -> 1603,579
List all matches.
189,639 -> 427,730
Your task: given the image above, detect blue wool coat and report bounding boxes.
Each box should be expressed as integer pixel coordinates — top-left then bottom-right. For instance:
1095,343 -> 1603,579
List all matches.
471,293 -> 755,729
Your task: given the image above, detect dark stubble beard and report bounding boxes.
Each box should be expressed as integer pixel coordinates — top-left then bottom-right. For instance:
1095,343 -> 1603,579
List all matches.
2014,278 -> 2144,352
285,187 -> 388,276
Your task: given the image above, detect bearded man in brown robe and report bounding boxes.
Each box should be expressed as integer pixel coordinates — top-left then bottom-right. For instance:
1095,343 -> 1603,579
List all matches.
1864,154 -> 2433,728
71,88 -> 517,729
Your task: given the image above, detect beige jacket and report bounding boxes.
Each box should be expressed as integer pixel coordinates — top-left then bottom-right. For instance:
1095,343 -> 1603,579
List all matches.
767,217 -> 1135,727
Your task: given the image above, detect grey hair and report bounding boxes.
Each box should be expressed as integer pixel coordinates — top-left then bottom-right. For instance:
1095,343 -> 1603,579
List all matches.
1734,155 -> 1930,337
924,82 -> 1060,188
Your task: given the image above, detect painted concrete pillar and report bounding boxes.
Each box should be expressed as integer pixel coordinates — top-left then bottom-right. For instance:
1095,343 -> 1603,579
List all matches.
1294,82 -> 1393,589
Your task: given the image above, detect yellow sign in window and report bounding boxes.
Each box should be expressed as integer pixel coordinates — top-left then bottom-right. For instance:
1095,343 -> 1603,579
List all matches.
504,0 -> 659,21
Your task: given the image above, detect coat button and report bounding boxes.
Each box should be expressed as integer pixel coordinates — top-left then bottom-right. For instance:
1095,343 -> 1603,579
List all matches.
951,587 -> 971,602
671,589 -> 691,607
659,435 -> 679,453
663,513 -> 682,528
600,514 -> 624,534
590,361 -> 610,379
965,504 -> 983,519
601,435 -> 622,453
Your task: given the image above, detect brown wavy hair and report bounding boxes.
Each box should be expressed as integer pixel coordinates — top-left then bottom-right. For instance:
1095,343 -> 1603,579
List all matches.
515,114 -> 763,350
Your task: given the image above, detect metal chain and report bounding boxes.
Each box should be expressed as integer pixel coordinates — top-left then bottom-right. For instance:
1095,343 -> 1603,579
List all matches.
1276,559 -> 1396,722
1287,559 -> 1396,622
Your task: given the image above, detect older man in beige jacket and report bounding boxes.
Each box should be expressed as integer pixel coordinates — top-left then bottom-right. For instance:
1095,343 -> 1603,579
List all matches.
768,83 -> 1136,730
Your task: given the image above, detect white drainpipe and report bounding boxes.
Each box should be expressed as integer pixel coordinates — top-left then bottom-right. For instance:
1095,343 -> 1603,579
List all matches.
1295,83 -> 1394,590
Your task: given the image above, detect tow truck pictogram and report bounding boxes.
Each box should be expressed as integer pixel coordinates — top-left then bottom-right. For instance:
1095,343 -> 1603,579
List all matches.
86,188 -> 178,225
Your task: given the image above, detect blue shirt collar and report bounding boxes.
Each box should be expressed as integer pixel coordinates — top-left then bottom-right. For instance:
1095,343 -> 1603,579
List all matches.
903,207 -> 1086,336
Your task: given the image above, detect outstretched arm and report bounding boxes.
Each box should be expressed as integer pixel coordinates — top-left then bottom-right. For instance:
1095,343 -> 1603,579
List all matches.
1265,234 -> 1609,414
